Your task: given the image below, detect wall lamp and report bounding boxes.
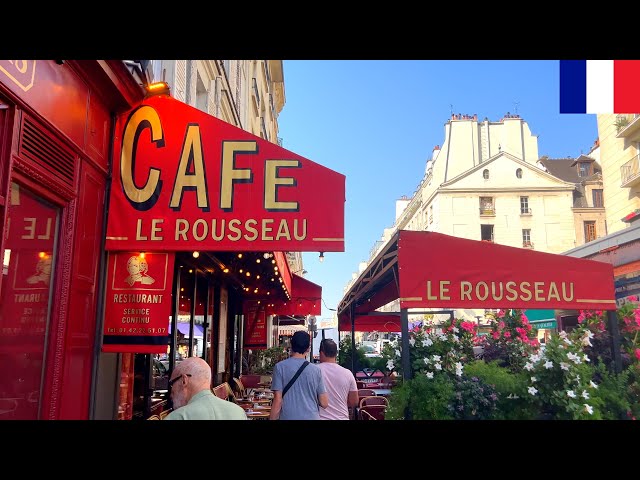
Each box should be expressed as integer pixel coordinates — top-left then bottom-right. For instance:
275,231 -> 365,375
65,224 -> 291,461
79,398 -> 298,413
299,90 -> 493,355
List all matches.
319,252 -> 325,263
145,81 -> 170,97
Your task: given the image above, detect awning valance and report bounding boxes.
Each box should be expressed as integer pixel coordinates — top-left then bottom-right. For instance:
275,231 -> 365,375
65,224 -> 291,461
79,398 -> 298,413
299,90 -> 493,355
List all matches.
339,230 -> 616,331
278,324 -> 308,336
268,273 -> 322,316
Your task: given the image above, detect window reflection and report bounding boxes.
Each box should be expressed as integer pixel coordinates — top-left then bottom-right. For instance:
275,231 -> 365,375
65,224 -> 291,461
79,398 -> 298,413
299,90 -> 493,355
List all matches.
0,183 -> 59,419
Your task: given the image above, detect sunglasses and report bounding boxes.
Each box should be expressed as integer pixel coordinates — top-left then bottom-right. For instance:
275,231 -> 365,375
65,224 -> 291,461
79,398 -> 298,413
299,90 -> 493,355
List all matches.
168,373 -> 191,388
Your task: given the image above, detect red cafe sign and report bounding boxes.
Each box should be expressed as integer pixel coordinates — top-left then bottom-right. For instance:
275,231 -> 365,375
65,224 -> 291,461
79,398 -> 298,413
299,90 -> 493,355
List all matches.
105,95 -> 345,252
103,252 -> 174,353
244,302 -> 268,349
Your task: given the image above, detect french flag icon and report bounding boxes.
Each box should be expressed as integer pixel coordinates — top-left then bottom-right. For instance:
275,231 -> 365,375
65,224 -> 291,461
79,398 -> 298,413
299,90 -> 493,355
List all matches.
560,60 -> 640,114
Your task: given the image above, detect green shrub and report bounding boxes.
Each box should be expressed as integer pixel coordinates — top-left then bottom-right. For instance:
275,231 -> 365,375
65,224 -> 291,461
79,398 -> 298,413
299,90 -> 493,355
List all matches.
464,360 -> 536,419
386,374 -> 455,420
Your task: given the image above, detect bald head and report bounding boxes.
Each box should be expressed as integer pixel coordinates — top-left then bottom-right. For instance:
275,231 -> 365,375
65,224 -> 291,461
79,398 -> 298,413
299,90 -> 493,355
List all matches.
170,357 -> 212,408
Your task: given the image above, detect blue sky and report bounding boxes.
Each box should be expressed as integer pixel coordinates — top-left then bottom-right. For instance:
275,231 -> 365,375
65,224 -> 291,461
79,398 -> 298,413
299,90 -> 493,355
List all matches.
277,60 -> 598,323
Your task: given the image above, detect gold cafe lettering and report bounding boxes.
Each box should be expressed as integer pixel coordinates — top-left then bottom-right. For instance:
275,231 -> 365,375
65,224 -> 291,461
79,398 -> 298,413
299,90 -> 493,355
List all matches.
426,280 -> 575,302
121,106 -> 301,213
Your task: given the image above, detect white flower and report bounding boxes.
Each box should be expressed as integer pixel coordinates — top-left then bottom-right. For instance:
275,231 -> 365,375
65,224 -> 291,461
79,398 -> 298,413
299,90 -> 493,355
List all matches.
530,354 -> 541,363
386,360 -> 395,370
507,393 -> 520,399
439,334 -> 447,341
395,349 -> 401,358
581,336 -> 593,347
409,337 -> 416,347
567,390 -> 576,399
528,387 -> 538,396
524,362 -> 534,371
590,380 -> 598,389
423,357 -> 430,365
531,376 -> 537,382
422,338 -> 433,347
563,338 -> 573,345
544,361 -> 553,369
426,372 -> 434,379
452,326 -> 459,333
435,363 -> 442,370
584,404 -> 593,415
560,362 -> 570,371
559,331 -> 568,338
452,335 -> 460,343
583,354 -> 590,363
581,390 -> 589,400
432,355 -> 441,362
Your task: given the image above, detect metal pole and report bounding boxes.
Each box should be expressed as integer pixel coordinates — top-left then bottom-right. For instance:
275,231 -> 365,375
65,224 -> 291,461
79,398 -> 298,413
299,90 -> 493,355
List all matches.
188,270 -> 197,357
169,264 -> 180,376
322,329 -> 325,340
608,310 -> 622,373
201,275 -> 210,360
350,304 -> 356,374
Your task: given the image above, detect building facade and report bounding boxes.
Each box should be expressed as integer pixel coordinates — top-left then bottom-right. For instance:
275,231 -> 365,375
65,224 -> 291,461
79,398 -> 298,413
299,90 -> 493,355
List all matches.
344,112 -> 588,329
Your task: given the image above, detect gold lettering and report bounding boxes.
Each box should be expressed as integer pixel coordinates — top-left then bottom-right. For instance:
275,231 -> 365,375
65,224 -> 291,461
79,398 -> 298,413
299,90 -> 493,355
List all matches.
275,219 -> 291,241
151,219 -> 163,240
211,219 -> 225,241
548,282 -> 560,301
264,159 -> 300,210
426,281 -> 438,300
192,219 -> 207,241
491,282 -> 504,301
37,218 -> 52,240
13,60 -> 28,74
244,219 -> 258,241
534,282 -> 545,301
460,281 -> 472,301
505,281 -> 518,301
293,219 -> 307,240
21,218 -> 36,239
227,219 -> 241,241
562,282 -> 574,301
175,219 -> 189,240
476,282 -> 489,301
440,281 -> 450,301
136,218 -> 148,240
262,219 -> 274,241
170,125 -> 209,209
220,141 -> 257,210
121,106 -> 163,208
520,282 -> 532,301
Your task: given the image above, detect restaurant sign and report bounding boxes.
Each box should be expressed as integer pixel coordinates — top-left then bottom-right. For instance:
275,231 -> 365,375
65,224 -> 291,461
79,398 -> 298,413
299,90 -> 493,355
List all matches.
244,301 -> 267,349
105,95 -> 345,252
102,252 -> 174,353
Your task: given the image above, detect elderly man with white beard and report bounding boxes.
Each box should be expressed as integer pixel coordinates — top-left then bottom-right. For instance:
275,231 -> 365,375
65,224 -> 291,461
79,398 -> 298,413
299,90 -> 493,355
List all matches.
164,357 -> 247,420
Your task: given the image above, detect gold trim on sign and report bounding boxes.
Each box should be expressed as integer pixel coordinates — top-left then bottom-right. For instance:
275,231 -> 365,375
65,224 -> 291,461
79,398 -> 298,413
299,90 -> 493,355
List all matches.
312,238 -> 344,241
400,297 -> 422,301
106,236 -> 129,240
576,299 -> 616,303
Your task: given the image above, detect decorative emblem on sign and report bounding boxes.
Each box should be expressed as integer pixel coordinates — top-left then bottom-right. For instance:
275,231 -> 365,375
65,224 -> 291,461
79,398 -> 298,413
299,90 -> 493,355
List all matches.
124,255 -> 155,286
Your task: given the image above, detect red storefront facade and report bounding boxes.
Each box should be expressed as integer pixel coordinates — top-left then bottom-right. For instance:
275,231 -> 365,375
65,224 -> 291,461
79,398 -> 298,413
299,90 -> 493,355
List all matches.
0,61 -> 345,420
0,60 -> 146,419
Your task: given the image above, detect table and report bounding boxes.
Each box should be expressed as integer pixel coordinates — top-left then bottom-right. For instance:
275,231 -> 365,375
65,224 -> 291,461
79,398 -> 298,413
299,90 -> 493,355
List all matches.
369,388 -> 391,396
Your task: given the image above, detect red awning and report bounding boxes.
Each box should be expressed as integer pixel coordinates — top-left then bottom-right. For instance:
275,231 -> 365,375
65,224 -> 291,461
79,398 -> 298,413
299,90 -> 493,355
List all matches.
339,230 -> 616,331
268,273 -> 322,316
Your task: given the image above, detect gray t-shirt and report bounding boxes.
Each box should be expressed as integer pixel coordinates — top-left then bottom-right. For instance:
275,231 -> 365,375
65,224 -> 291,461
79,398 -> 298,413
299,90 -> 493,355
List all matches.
271,357 -> 326,420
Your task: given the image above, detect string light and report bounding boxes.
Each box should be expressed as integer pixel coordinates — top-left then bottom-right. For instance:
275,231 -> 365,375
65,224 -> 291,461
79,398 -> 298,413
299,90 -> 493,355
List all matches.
319,252 -> 325,263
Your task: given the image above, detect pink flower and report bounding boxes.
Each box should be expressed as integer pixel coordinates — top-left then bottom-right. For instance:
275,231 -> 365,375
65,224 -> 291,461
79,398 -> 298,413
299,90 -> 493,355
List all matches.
498,321 -> 505,330
504,331 -> 511,338
497,309 -> 505,318
492,331 -> 500,340
634,349 -> 640,361
578,312 -> 586,324
629,295 -> 638,302
520,313 -> 528,323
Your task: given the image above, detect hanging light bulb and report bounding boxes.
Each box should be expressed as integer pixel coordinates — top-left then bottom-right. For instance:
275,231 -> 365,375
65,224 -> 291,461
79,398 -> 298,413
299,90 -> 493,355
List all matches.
319,252 -> 325,263
192,251 -> 200,258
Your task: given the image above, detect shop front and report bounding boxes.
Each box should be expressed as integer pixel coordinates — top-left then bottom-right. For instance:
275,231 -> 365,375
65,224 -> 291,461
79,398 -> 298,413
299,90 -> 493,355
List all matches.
98,94 -> 344,419
0,60 -> 146,419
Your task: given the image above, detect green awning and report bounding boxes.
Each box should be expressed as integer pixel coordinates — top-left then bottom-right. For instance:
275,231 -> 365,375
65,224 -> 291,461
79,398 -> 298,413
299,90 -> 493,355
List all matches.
525,309 -> 556,329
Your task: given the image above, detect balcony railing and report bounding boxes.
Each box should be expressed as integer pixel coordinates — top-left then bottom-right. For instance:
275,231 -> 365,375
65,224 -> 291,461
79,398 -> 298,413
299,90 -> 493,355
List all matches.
479,207 -> 495,216
621,154 -> 640,188
616,114 -> 640,141
523,241 -> 534,249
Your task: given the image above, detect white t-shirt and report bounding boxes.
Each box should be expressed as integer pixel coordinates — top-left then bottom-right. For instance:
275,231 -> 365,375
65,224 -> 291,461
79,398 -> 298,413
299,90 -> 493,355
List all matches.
317,362 -> 358,420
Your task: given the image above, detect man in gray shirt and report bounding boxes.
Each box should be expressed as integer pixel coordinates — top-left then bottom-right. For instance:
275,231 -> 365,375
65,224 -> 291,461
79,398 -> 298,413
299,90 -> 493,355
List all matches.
164,357 -> 247,420
269,331 -> 328,420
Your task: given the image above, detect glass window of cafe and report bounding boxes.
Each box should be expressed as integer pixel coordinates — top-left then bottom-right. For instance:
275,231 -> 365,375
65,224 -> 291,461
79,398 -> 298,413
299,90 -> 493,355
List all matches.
0,182 -> 60,419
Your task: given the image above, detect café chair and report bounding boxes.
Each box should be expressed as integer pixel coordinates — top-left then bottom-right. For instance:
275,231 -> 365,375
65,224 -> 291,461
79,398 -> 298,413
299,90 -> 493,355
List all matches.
358,388 -> 377,399
359,404 -> 387,420
146,414 -> 161,420
212,382 -> 231,400
359,395 -> 389,409
159,409 -> 172,420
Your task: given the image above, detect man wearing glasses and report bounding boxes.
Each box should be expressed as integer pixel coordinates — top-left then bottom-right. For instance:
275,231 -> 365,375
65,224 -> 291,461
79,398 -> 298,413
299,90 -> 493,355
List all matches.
164,357 -> 247,420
